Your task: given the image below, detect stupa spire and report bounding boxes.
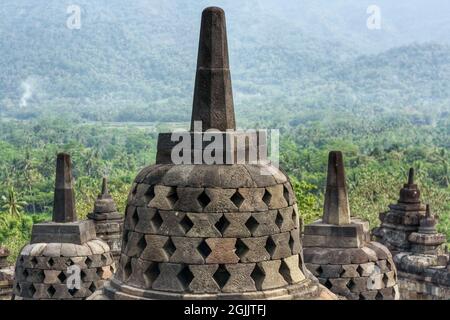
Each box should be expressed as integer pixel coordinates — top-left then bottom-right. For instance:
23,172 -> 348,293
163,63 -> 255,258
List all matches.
53,153 -> 77,223
190,6 -> 235,132
408,167 -> 415,185
322,151 -> 351,225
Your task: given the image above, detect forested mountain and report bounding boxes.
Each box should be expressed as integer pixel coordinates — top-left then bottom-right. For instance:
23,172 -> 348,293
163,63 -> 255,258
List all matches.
1,1 -> 450,124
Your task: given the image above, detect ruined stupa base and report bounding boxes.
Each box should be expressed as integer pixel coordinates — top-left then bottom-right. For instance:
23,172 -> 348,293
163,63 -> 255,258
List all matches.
394,252 -> 450,299
14,240 -> 116,300
90,276 -> 335,300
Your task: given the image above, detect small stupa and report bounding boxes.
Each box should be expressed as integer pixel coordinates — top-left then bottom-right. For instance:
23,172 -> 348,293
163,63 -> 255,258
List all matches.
303,151 -> 399,300
13,153 -> 115,300
92,7 -> 334,300
372,168 -> 427,253
88,177 -> 123,262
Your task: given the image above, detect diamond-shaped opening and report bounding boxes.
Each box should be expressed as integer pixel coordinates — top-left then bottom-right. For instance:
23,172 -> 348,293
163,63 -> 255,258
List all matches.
101,254 -> 108,264
316,265 -> 323,275
382,273 -> 389,286
275,211 -> 283,228
123,259 -> 133,280
19,256 -> 24,264
279,260 -> 292,284
283,185 -> 291,204
28,284 -> 36,297
144,185 -> 155,202
47,257 -> 55,267
177,266 -> 194,288
215,215 -> 230,235
180,215 -> 194,234
22,268 -> 29,279
346,279 -> 355,290
265,236 -> 276,257
324,279 -> 333,289
122,230 -> 130,248
213,265 -> 230,289
97,267 -> 105,279
131,209 -> 139,227
15,283 -> 21,295
151,211 -> 163,230
235,239 -> 249,260
89,282 -> 97,293
386,260 -> 392,271
197,240 -> 212,259
288,234 -> 295,253
230,190 -> 244,209
58,272 -> 67,283
262,189 -> 272,206
30,256 -> 38,267
144,262 -> 160,288
197,190 -> 211,208
356,265 -> 364,277
167,188 -> 179,207
137,235 -> 147,254
69,287 -> 79,296
85,257 -> 93,268
163,238 -> 176,257
245,215 -> 259,234
375,291 -> 383,300
80,270 -> 87,282
250,264 -> 265,290
47,285 -> 56,298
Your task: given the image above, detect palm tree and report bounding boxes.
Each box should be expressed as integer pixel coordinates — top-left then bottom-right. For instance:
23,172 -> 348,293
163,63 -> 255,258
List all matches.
1,186 -> 27,217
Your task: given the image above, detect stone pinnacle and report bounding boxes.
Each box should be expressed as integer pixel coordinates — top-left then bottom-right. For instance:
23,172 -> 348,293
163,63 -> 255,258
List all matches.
99,177 -> 111,199
53,153 -> 77,223
322,151 -> 351,225
190,6 -> 236,132
408,167 -> 415,185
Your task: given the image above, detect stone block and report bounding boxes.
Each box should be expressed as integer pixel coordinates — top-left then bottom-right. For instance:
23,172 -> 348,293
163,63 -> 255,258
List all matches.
159,211 -> 187,236
320,265 -> 343,278
188,265 -> 220,293
341,264 -> 360,278
222,264 -> 257,293
236,188 -> 268,211
250,210 -> 279,236
185,212 -> 222,237
141,235 -> 171,262
151,263 -> 185,292
135,207 -> 159,234
358,262 -> 375,277
281,255 -> 305,284
205,238 -> 239,264
204,188 -> 238,212
222,212 -> 252,237
265,185 -> 288,209
254,260 -> 287,290
173,187 -> 205,212
31,220 -> 96,245
237,237 -> 270,263
170,237 -> 205,264
268,233 -> 292,260
149,185 -> 178,210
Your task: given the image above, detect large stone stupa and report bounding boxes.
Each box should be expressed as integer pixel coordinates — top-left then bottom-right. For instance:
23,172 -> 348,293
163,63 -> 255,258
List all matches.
94,7 -> 334,300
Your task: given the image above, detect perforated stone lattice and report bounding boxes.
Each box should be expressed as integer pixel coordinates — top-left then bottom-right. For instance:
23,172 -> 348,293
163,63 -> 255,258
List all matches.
114,164 -> 308,295
304,243 -> 399,300
14,241 -> 115,300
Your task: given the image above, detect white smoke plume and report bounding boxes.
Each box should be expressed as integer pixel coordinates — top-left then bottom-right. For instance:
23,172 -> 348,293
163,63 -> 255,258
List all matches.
20,78 -> 34,108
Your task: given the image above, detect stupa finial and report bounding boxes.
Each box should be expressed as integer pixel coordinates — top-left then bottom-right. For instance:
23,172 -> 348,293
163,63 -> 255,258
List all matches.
190,6 -> 235,132
53,153 -> 77,223
322,151 -> 351,225
100,177 -> 110,198
408,167 -> 415,185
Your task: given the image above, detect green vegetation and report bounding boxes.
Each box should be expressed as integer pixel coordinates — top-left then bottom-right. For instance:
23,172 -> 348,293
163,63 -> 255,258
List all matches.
0,1 -> 449,261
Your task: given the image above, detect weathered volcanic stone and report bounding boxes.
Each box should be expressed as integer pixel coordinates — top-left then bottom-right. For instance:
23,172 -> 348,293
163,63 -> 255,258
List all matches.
92,7 -> 334,301
304,151 -> 398,300
13,154 -> 115,300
